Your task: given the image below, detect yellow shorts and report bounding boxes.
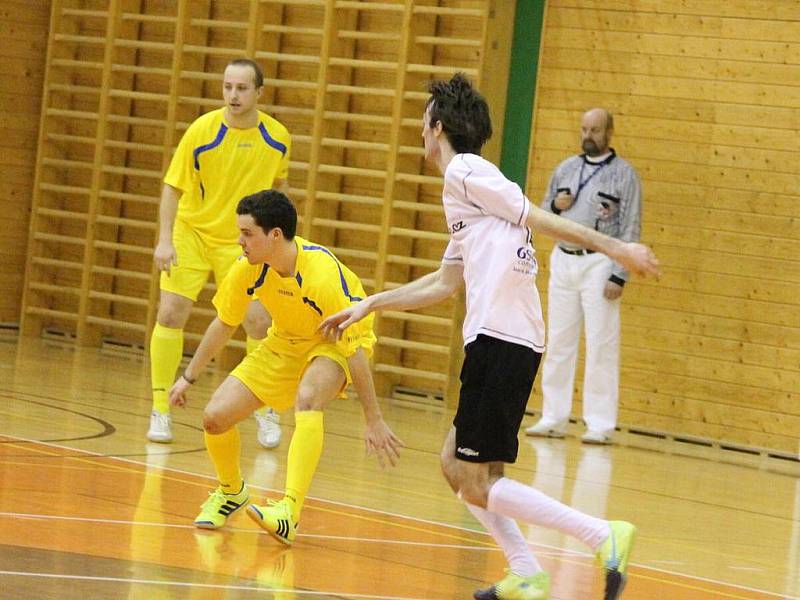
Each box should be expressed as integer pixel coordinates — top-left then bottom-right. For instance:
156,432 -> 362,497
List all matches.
230,338 -> 352,412
160,219 -> 242,301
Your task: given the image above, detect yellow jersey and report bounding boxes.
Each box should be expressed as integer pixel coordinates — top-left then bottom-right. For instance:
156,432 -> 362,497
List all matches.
213,236 -> 376,358
164,108 -> 291,247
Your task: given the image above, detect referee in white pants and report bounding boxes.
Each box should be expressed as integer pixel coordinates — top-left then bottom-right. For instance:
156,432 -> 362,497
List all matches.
527,108 -> 642,444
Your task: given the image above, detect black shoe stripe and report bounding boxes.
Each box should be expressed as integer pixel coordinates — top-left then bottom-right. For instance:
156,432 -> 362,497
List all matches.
277,518 -> 287,538
218,500 -> 242,516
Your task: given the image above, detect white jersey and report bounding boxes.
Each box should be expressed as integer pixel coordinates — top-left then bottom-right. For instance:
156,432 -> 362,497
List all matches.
441,154 -> 545,351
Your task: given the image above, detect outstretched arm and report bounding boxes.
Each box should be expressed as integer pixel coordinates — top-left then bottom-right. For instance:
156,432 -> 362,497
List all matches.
347,348 -> 404,468
169,317 -> 237,407
319,262 -> 464,340
526,203 -> 660,278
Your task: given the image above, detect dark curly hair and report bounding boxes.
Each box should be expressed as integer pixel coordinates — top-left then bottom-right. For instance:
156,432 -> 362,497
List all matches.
426,73 -> 492,155
237,190 -> 296,240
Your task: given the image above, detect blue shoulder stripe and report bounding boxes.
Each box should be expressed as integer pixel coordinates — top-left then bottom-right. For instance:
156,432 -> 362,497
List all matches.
302,245 -> 362,302
247,264 -> 269,296
193,123 -> 228,170
259,122 -> 288,156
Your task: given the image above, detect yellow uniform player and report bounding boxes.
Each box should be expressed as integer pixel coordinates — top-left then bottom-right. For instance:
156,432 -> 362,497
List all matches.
149,58 -> 289,447
169,189 -> 403,545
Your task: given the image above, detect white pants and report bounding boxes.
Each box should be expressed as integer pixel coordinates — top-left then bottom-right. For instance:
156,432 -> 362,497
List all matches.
540,249 -> 620,435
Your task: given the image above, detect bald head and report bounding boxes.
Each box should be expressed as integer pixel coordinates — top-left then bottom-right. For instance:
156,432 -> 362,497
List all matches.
581,108 -> 614,157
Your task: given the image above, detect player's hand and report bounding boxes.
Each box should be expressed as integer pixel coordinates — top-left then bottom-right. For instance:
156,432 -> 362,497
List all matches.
318,302 -> 371,341
169,376 -> 192,408
596,203 -> 612,220
364,418 -> 404,469
554,191 -> 574,211
603,279 -> 623,300
154,241 -> 178,275
618,242 -> 661,278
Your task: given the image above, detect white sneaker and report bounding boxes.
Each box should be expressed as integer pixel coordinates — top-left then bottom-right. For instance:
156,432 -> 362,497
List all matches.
255,408 -> 281,449
147,410 -> 172,443
524,420 -> 566,438
581,430 -> 613,445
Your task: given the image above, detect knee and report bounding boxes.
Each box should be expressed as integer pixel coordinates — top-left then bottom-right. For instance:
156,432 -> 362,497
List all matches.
157,303 -> 188,329
295,383 -> 323,412
440,468 -> 457,494
202,400 -> 230,435
157,311 -> 183,329
440,450 -> 458,489
243,311 -> 270,339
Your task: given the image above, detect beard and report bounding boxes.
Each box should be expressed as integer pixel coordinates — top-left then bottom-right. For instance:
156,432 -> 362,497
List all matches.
582,138 -> 605,156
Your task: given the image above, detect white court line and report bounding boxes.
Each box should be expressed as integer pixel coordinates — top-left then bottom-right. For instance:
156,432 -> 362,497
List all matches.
3,433 -> 797,599
0,570 -> 428,599
0,510 -> 572,556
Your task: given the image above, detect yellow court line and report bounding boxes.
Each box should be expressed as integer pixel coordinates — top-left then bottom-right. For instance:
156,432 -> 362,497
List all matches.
631,570 -> 780,600
0,441 -> 210,488
316,467 -> 459,505
645,534 -> 785,572
306,503 -> 499,548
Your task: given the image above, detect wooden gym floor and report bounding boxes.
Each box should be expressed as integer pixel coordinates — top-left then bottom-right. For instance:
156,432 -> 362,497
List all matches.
1,334 -> 798,599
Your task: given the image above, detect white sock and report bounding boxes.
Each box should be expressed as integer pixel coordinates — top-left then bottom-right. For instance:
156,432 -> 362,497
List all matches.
466,502 -> 542,577
487,477 -> 610,550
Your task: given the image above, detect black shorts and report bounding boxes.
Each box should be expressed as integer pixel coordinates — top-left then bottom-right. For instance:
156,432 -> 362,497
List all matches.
453,334 -> 542,463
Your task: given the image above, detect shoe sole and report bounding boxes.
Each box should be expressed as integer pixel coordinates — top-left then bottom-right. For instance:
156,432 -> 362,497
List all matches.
604,570 -> 627,600
246,505 -> 294,546
194,497 -> 248,530
525,430 -> 566,438
146,434 -> 172,443
604,524 -> 635,600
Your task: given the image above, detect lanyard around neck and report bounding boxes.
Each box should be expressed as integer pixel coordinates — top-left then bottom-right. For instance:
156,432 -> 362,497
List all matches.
574,152 -> 614,203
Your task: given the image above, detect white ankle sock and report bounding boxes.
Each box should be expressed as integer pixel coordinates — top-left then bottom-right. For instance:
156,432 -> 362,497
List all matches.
466,502 -> 542,577
487,477 -> 610,550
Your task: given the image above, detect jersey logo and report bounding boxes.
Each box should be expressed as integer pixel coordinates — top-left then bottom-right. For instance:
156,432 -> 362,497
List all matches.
278,289 -> 293,297
451,220 -> 465,233
514,246 -> 537,276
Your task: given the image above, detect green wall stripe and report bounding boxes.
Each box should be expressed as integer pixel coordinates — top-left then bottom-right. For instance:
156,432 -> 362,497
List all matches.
499,0 -> 545,190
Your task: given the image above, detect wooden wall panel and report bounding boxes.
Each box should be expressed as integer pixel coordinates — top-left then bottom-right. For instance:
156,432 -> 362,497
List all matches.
21,0 -> 515,406
0,1 -> 50,323
527,0 -> 800,453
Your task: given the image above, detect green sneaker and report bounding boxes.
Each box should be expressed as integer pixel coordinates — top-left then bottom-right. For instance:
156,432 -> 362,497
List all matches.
247,498 -> 298,546
194,484 -> 249,529
596,521 -> 636,600
473,570 -> 550,600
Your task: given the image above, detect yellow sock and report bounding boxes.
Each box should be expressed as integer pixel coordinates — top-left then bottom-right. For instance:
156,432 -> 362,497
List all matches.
284,410 -> 323,521
149,323 -> 183,414
204,427 -> 243,493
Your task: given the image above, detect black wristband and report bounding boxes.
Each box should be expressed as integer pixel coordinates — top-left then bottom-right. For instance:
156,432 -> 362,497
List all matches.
181,372 -> 197,385
608,274 -> 626,287
550,198 -> 562,215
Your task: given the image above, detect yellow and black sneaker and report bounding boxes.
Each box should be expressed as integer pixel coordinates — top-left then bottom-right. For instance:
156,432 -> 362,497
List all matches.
596,520 -> 636,600
194,484 -> 249,530
473,570 -> 550,600
247,498 -> 298,546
